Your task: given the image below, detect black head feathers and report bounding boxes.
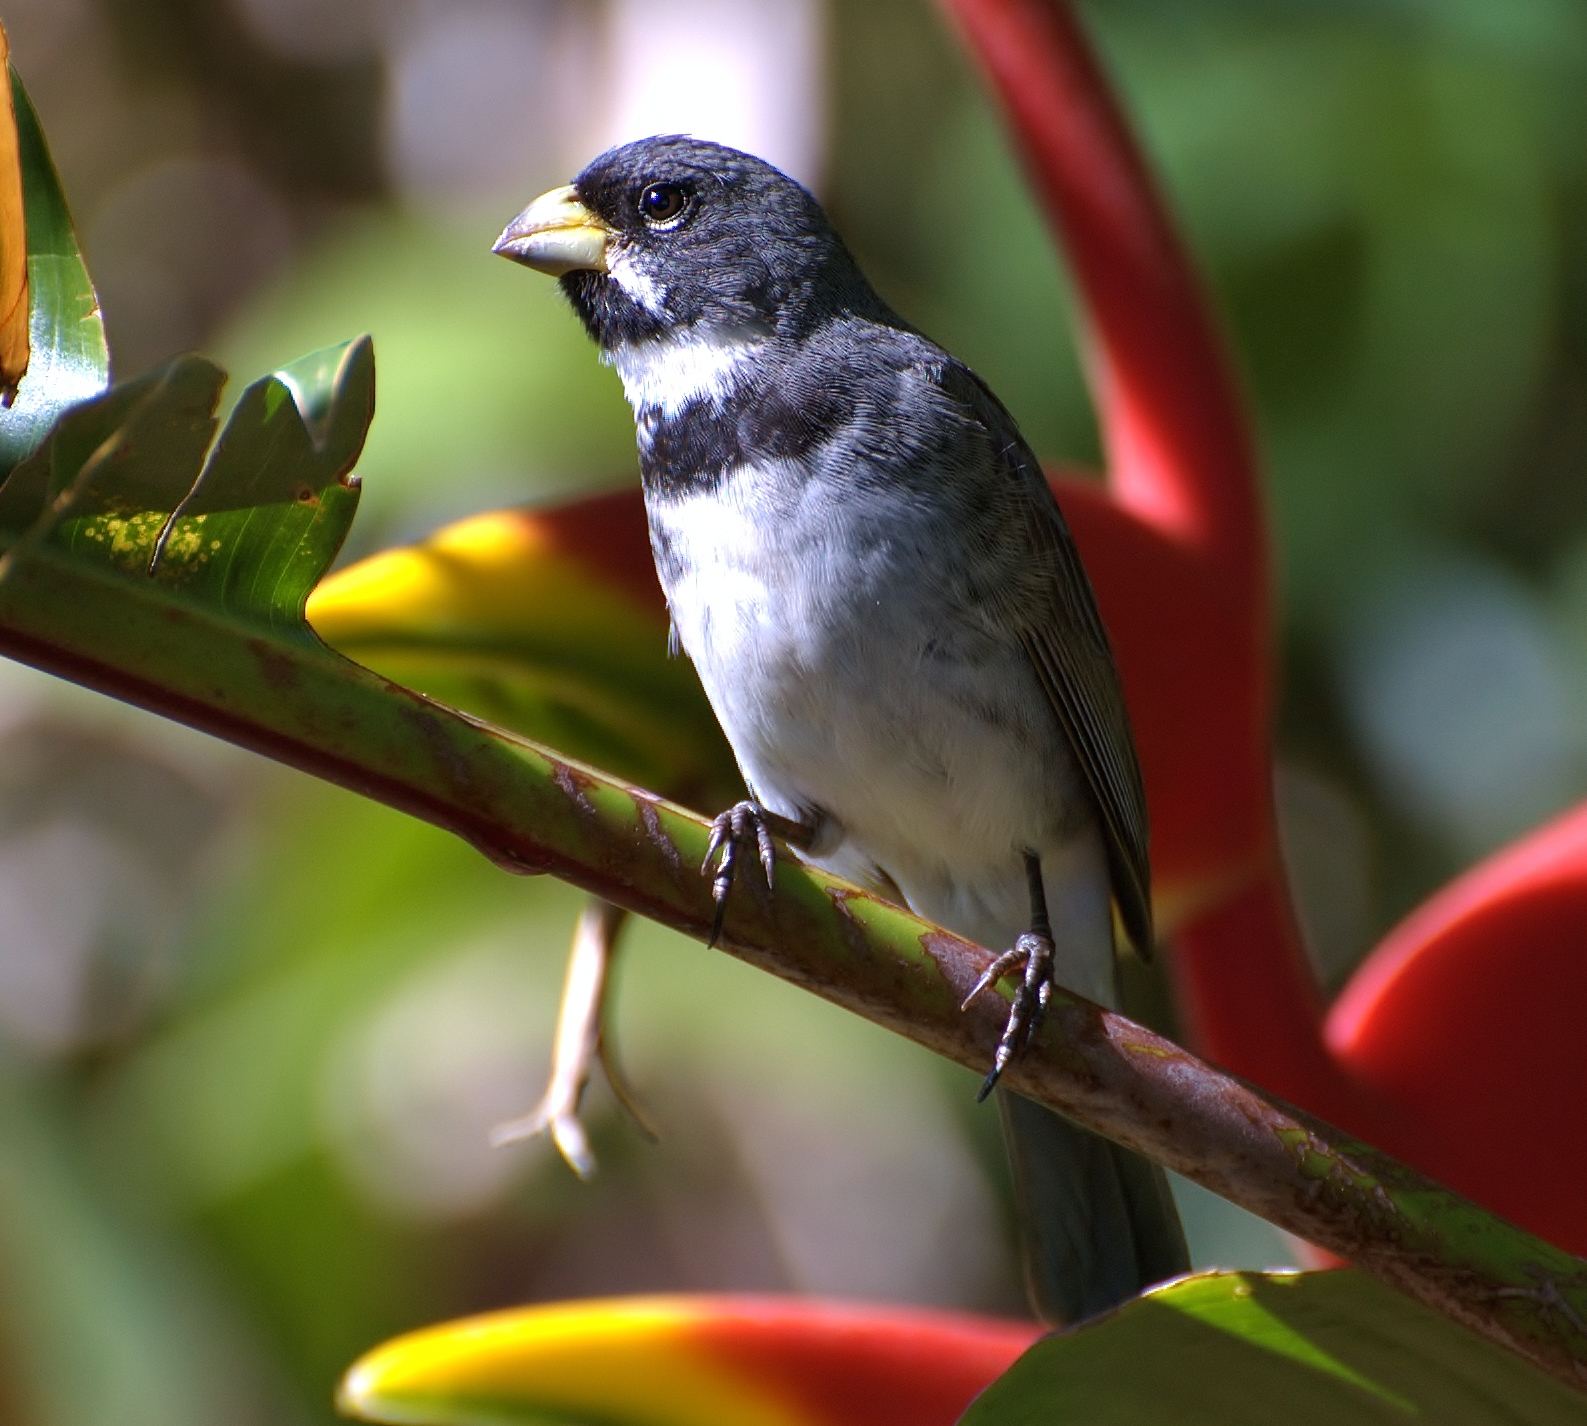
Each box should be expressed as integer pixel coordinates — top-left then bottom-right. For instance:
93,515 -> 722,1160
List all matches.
561,136 -> 886,347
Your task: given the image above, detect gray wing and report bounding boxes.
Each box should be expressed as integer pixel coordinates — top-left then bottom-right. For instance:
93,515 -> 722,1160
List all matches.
943,362 -> 1153,955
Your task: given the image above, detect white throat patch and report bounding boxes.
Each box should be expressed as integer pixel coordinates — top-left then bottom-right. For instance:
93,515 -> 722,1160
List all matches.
607,330 -> 763,418
607,246 -> 668,316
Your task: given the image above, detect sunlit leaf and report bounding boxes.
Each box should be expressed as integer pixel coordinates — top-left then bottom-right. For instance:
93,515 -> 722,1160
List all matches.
961,1269 -> 1587,1424
151,341 -> 372,636
0,338 -> 370,627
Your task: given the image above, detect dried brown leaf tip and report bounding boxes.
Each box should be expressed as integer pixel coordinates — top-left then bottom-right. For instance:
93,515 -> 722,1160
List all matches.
0,23 -> 28,408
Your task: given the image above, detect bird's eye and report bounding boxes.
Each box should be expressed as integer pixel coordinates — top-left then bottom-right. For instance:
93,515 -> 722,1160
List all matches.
639,183 -> 688,225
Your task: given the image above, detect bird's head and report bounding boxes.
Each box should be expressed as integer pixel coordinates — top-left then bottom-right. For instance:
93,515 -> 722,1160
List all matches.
494,136 -> 878,351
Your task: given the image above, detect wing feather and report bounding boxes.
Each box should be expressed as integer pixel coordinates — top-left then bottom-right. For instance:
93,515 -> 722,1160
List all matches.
940,362 -> 1153,954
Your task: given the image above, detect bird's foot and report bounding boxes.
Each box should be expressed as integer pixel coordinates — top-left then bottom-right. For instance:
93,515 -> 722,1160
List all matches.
962,928 -> 1055,1102
703,799 -> 779,947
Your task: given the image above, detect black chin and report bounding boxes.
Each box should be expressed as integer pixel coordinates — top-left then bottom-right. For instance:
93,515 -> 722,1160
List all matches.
560,270 -> 669,349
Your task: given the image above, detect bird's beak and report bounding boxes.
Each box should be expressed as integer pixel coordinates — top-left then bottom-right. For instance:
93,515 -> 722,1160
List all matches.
493,185 -> 611,276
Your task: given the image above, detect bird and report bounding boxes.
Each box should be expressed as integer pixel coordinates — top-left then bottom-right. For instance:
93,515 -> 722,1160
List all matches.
494,135 -> 1189,1324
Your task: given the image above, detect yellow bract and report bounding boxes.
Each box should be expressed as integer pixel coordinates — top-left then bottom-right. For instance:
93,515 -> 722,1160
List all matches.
307,504 -> 740,808
309,507 -> 657,645
339,1296 -> 811,1426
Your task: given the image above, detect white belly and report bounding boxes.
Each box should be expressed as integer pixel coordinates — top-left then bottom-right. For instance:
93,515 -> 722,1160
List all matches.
648,470 -> 1117,1006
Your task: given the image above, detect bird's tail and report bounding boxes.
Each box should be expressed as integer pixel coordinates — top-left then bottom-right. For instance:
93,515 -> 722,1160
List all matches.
998,1089 -> 1191,1326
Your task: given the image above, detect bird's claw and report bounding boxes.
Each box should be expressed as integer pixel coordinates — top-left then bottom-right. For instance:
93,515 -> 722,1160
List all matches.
703,799 -> 777,946
964,929 -> 1055,1101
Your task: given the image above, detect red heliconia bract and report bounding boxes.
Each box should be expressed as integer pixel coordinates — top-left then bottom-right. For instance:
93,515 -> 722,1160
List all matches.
337,1295 -> 1042,1426
937,0 -> 1351,1114
942,0 -> 1587,1254
1326,803 -> 1587,1253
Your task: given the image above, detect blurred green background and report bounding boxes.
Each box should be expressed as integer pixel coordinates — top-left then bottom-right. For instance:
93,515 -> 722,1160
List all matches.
0,0 -> 1584,1421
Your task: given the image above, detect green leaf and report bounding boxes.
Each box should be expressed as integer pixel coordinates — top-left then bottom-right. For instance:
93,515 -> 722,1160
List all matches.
0,66 -> 108,480
960,1269 -> 1587,1424
150,340 -> 372,638
0,340 -> 371,639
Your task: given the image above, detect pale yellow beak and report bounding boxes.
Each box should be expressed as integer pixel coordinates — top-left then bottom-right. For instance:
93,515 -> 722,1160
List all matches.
492,185 -> 611,276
